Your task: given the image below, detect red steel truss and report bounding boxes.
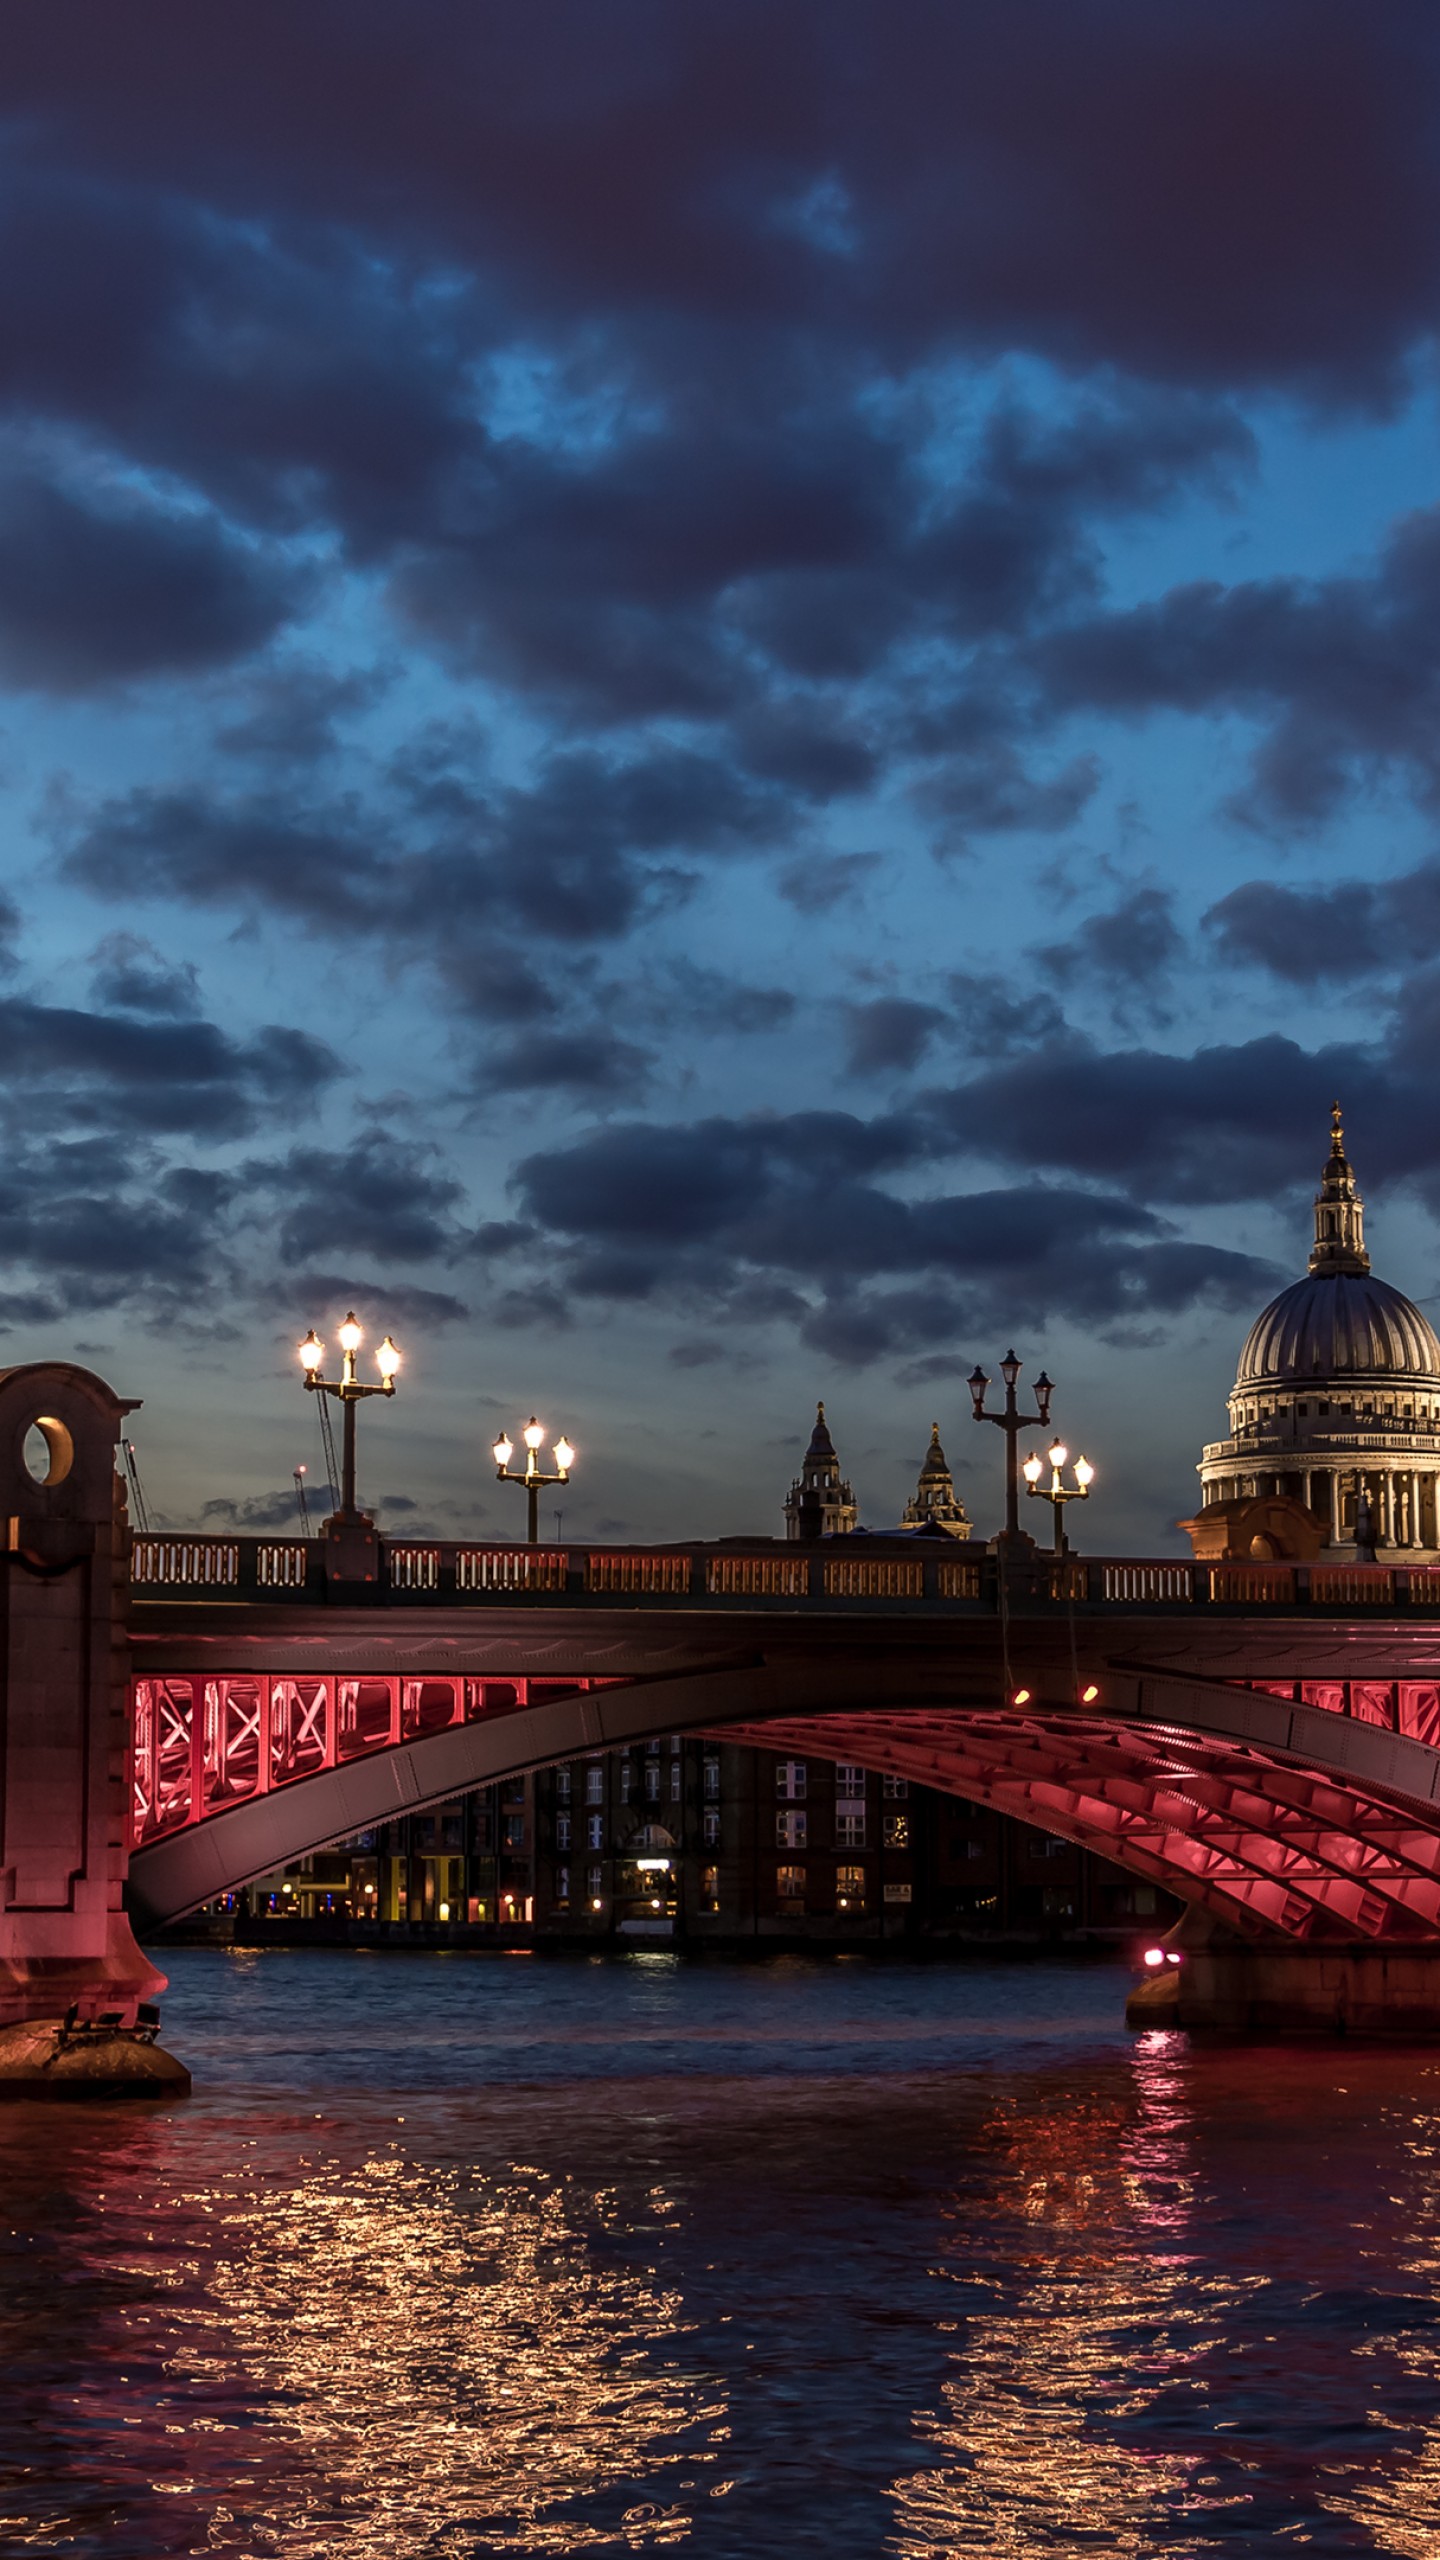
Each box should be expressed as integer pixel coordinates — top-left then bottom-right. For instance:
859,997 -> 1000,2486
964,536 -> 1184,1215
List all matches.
129,1669 -> 1440,1941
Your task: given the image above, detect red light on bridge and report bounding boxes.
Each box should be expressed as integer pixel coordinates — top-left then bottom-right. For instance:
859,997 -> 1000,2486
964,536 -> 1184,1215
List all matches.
1143,1945 -> 1165,1967
1011,1686 -> 1032,1706
1080,1682 -> 1100,1704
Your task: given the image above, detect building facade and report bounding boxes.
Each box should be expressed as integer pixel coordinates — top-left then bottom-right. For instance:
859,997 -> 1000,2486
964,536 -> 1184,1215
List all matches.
1195,1109 -> 1440,1557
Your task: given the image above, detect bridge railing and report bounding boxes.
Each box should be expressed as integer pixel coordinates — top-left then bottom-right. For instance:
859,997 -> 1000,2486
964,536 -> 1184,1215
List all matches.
126,1535 -> 1440,1614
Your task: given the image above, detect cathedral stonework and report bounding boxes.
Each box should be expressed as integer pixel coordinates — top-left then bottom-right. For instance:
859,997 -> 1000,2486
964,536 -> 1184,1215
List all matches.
899,1424 -> 971,1538
1193,1109 -> 1440,1559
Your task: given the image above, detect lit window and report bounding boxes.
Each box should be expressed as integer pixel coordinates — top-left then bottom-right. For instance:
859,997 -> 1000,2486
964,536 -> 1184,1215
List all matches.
776,1862 -> 805,1905
700,1863 -> 719,1911
587,1813 -> 603,1850
777,1809 -> 807,1848
837,1811 -> 866,1848
883,1812 -> 909,1848
503,1814 -> 524,1849
776,1761 -> 807,1800
836,1863 -> 865,1911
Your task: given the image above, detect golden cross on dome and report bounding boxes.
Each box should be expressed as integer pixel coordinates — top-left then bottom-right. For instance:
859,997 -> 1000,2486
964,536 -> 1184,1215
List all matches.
1331,1099 -> 1344,1154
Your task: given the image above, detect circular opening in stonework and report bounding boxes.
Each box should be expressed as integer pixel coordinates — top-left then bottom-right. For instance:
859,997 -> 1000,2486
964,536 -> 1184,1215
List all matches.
23,1416 -> 74,1486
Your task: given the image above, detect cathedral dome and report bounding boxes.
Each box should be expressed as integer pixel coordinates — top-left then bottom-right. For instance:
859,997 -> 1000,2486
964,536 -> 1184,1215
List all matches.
1237,1270 -> 1440,1388
1233,1105 -> 1440,1389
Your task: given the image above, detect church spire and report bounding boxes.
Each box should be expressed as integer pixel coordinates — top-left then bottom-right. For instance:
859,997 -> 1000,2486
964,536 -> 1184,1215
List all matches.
784,1402 -> 858,1540
1309,1100 -> 1369,1275
899,1423 -> 971,1538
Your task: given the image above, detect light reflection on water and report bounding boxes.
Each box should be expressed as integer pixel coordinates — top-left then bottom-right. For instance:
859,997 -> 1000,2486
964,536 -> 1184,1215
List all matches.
4,1949 -> 1440,2553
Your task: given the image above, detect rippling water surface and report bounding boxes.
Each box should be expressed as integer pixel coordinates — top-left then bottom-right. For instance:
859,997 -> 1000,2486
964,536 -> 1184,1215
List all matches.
5,1946 -> 1440,2555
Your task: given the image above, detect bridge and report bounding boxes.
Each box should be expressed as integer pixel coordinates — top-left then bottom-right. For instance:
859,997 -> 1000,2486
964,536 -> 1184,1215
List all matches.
10,1357 -> 1440,2053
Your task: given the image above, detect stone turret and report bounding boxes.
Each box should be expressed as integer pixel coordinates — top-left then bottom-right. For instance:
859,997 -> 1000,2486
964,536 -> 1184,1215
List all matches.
900,1423 -> 971,1538
784,1403 -> 858,1541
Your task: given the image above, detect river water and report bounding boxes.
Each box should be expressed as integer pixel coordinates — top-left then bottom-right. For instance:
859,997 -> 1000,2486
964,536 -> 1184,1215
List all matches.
3,1948 -> 1440,2557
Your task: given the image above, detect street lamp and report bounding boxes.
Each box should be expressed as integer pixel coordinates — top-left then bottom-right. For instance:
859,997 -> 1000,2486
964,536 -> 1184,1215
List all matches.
492,1416 -> 575,1544
968,1351 -> 1056,1545
1023,1440 -> 1095,1553
297,1311 -> 401,1519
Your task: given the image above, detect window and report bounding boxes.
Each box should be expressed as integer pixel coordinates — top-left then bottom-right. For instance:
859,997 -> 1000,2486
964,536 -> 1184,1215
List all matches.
703,1758 -> 720,1799
700,1863 -> 719,1911
503,1814 -> 524,1849
703,1809 -> 720,1847
882,1774 -> 909,1799
555,1813 -> 571,1850
585,1766 -> 604,1804
883,1812 -> 909,1848
619,1754 -> 632,1792
670,1762 -> 682,1801
776,1760 -> 807,1799
586,1813 -> 603,1850
646,1735 -> 660,1756
587,1864 -> 603,1898
1030,1834 -> 1065,1859
555,1865 -> 570,1905
955,1837 -> 983,1861
670,1734 -> 682,1755
777,1808 -> 807,1848
555,1767 -> 571,1799
776,1862 -> 805,1905
837,1811 -> 867,1848
836,1862 -> 865,1910
835,1764 -> 865,1796
644,1764 -> 660,1801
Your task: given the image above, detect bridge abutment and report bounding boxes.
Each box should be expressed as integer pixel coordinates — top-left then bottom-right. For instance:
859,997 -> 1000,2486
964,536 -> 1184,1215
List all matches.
1130,1914 -> 1440,2039
0,1364 -> 186,2094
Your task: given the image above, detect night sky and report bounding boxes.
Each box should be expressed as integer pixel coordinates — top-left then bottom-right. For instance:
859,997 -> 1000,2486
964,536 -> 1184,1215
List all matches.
4,4 -> 1439,1550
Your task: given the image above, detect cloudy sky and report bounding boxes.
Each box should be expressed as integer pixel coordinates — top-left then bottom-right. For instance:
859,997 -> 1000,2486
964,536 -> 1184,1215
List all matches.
4,2 -> 1439,1548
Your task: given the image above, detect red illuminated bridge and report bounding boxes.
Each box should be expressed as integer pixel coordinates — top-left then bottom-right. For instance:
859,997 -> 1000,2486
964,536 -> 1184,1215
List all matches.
10,1358 -> 1440,2043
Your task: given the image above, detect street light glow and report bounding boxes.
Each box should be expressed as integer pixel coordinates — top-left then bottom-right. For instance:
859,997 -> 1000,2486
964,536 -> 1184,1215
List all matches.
523,1417 -> 546,1451
492,1434 -> 514,1469
553,1436 -> 574,1472
338,1312 -> 364,1354
298,1330 -> 324,1372
376,1335 -> 401,1379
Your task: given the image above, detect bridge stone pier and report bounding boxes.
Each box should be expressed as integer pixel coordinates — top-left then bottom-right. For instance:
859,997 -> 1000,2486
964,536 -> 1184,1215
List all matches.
0,1362 -> 186,2091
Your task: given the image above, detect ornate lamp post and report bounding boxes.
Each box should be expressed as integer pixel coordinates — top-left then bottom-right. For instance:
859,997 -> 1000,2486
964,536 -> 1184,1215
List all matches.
492,1417 -> 575,1544
1023,1439 -> 1095,1553
968,1351 -> 1056,1545
297,1312 -> 400,1518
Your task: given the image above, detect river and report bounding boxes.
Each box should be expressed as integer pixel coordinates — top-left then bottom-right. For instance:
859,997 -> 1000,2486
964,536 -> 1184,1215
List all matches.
3,1946 -> 1440,2556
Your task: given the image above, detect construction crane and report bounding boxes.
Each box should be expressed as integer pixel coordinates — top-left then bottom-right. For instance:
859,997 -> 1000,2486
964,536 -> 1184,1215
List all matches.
293,1465 -> 312,1536
121,1439 -> 151,1535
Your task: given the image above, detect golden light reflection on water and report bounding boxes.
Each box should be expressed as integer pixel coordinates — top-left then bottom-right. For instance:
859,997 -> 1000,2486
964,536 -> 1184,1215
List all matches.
1314,2084 -> 1440,2553
72,2138 -> 728,2555
891,2033 -> 1242,2554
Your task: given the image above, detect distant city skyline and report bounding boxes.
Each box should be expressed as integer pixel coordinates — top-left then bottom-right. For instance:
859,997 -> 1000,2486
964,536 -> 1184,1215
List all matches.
1,7 -> 1439,1554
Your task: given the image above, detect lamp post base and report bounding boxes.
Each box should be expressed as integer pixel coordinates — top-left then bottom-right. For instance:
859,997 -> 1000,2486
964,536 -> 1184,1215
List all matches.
321,1512 -> 380,1587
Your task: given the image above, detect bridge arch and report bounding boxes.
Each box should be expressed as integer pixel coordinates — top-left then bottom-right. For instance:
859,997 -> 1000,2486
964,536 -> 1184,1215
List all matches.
127,1660 -> 1440,1942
